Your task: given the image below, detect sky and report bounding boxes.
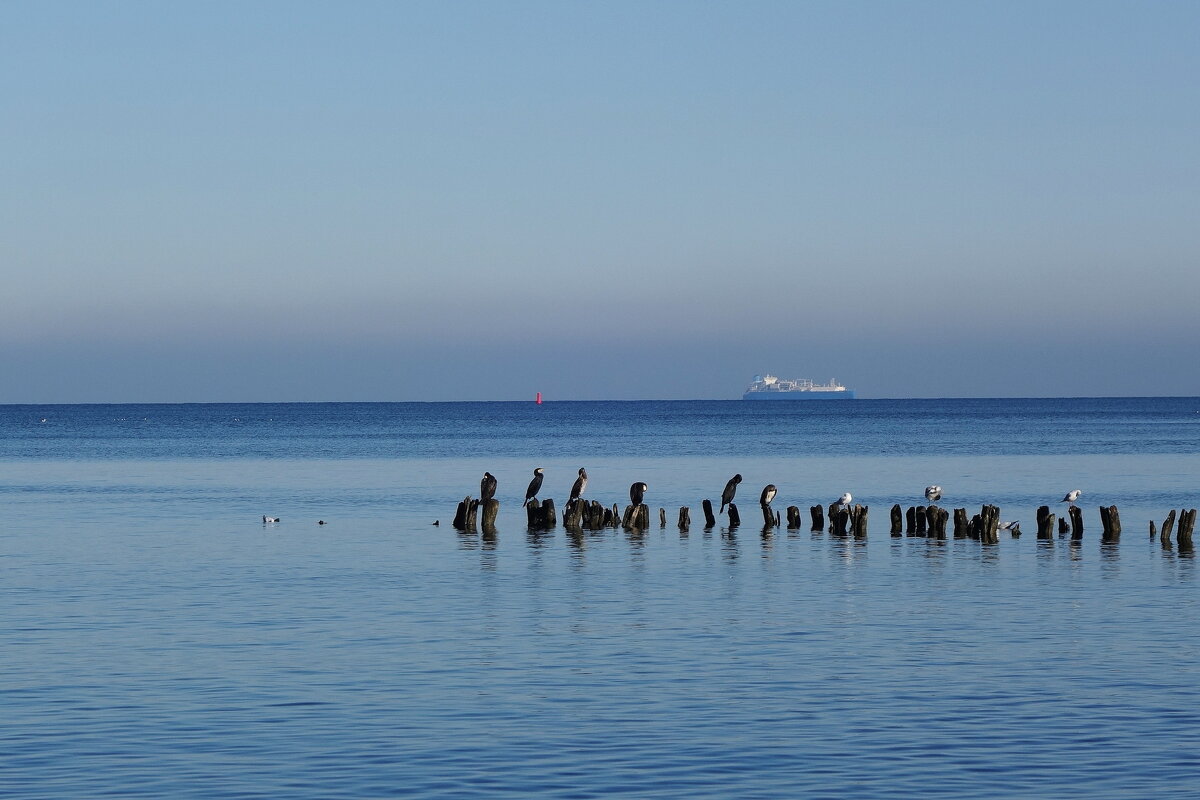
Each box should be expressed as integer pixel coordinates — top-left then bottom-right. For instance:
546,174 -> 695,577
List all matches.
3,1 -> 1198,402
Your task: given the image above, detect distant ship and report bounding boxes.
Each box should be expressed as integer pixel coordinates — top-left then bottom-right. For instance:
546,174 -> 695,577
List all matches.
743,374 -> 855,400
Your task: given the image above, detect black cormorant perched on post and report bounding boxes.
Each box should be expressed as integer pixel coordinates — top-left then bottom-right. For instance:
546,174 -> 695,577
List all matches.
630,482 -> 648,506
523,468 -> 545,507
759,484 -> 777,507
720,474 -> 742,514
480,472 -> 497,503
569,468 -> 588,503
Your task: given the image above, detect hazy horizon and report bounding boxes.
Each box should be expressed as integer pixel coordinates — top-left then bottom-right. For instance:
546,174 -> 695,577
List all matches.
5,1 -> 1199,403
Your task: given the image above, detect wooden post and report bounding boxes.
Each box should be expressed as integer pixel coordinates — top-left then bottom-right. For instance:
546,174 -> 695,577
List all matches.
810,505 -> 825,531
1100,505 -> 1121,541
1068,506 -> 1084,541
564,498 -> 583,528
1150,520 -> 1157,539
953,508 -> 969,538
1058,517 -> 1069,536
659,507 -> 666,528
1160,510 -> 1176,547
980,504 -> 1000,544
1178,508 -> 1196,550
481,498 -> 499,528
905,506 -> 916,535
890,504 -> 902,536
928,507 -> 948,539
786,506 -> 801,529
1036,505 -> 1055,540
678,506 -> 691,531
541,498 -> 556,529
830,507 -> 849,536
728,503 -> 741,527
453,495 -> 472,530
850,504 -> 868,538
702,499 -> 716,527
465,499 -> 479,529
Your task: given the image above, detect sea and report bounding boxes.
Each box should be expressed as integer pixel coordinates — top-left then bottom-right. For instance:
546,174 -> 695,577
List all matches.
3,398 -> 1199,799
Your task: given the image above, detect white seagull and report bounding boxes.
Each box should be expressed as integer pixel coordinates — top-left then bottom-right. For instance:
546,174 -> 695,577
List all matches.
1060,489 -> 1082,507
924,485 -> 942,504
263,516 -> 280,524
836,492 -> 852,510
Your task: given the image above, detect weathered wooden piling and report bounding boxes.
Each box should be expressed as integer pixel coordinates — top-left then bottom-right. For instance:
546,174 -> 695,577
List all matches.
1099,505 -> 1121,541
890,504 -> 903,536
953,508 -> 969,538
727,503 -> 741,527
1068,506 -> 1084,541
810,505 -> 825,531
915,505 -> 927,536
927,506 -> 949,539
464,498 -> 479,529
678,506 -> 690,531
564,498 -> 584,528
849,504 -> 868,537
702,499 -> 716,527
786,506 -> 802,529
480,499 -> 500,528
760,501 -> 776,528
659,507 -> 667,528
1036,506 -> 1055,539
452,495 -> 472,530
905,506 -> 916,535
829,507 -> 850,536
1058,517 -> 1069,536
622,503 -> 650,531
977,504 -> 1000,544
1179,509 -> 1197,549
1159,509 -> 1176,547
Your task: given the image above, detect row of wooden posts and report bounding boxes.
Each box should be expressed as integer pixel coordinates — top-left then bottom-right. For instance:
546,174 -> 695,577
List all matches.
452,497 -> 1196,549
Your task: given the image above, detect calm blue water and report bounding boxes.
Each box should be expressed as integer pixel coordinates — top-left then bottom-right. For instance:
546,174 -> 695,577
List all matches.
3,398 -> 1200,798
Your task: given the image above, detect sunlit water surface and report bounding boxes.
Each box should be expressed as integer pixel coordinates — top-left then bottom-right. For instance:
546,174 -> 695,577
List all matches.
3,399 -> 1199,798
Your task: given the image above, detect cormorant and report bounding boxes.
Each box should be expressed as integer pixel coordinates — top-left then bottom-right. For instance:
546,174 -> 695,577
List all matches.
630,482 -> 648,506
569,468 -> 588,503
759,484 -> 777,507
480,472 -> 497,503
523,467 -> 545,507
720,474 -> 742,514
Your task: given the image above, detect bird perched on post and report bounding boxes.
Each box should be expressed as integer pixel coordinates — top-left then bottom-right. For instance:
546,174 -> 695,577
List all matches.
925,485 -> 942,504
569,468 -> 588,503
630,482 -> 648,506
523,468 -> 544,507
480,472 -> 497,503
836,492 -> 852,510
759,484 -> 777,507
720,474 -> 742,514
1061,489 -> 1082,507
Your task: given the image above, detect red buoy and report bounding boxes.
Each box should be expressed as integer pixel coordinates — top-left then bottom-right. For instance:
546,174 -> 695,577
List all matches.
536,392 -> 543,404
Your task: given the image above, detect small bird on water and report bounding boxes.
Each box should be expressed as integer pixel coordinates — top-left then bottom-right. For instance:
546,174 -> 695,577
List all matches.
759,484 -> 777,507
1061,489 -> 1082,507
925,485 -> 942,504
720,474 -> 742,514
480,472 -> 497,503
523,467 -> 545,507
630,481 -> 648,506
262,516 -> 280,524
569,468 -> 588,503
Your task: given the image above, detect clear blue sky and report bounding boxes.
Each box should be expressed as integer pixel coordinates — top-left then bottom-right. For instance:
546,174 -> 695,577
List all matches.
4,1 -> 1198,401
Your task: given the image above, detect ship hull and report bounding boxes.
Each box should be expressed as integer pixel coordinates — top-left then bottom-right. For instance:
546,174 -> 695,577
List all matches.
743,390 -> 856,400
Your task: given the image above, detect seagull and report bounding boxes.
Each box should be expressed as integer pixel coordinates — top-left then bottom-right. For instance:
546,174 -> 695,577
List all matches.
1061,489 -> 1082,507
480,472 -> 498,503
836,492 -> 852,511
630,482 -> 648,506
720,474 -> 742,514
998,520 -> 1021,533
759,484 -> 777,507
569,467 -> 588,503
924,485 -> 942,504
262,516 -> 280,524
523,468 -> 545,507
